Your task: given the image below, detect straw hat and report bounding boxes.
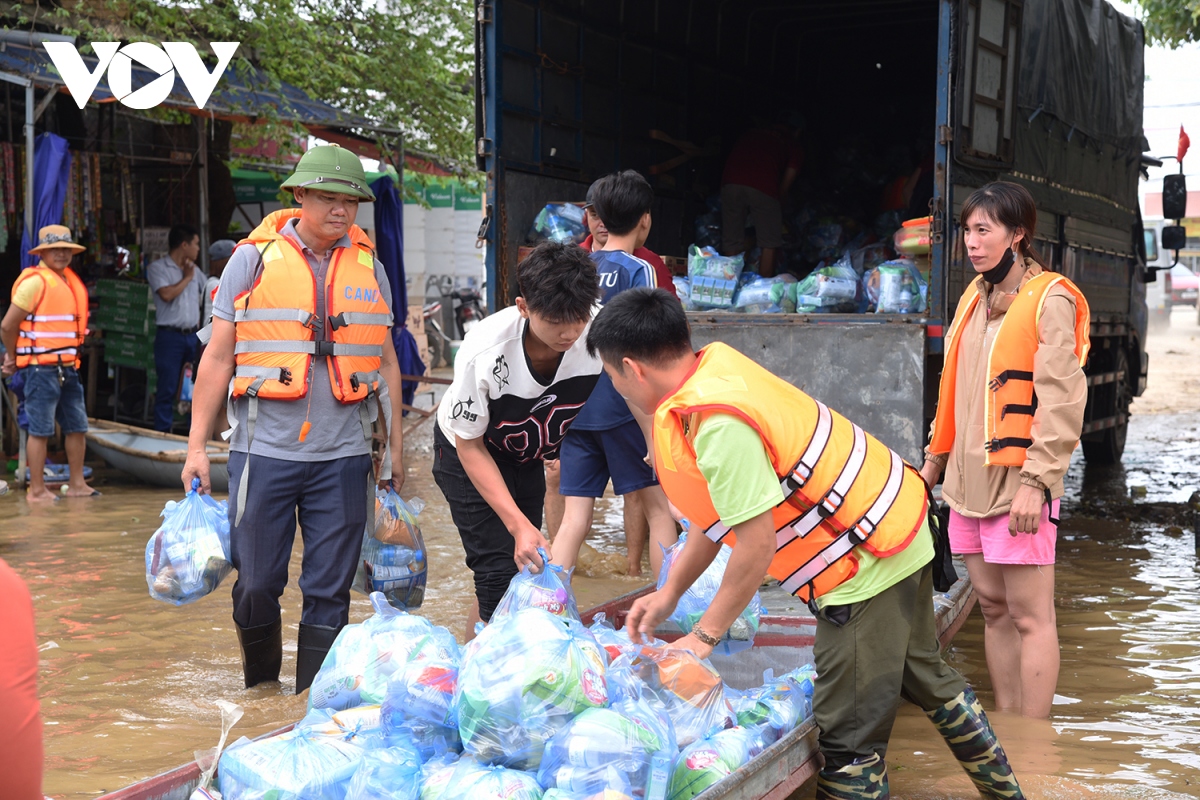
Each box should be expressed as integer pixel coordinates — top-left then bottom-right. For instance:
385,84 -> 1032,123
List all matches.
28,224 -> 86,255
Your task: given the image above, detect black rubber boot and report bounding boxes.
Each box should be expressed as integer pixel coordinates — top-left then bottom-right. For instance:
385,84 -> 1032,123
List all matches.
295,623 -> 341,695
926,686 -> 1025,799
236,619 -> 282,689
815,752 -> 889,800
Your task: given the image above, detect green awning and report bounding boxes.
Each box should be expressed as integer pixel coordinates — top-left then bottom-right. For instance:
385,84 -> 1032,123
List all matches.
231,168 -> 287,203
229,167 -> 484,208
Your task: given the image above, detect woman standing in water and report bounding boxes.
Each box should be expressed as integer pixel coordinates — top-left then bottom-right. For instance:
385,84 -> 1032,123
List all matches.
921,181 -> 1090,718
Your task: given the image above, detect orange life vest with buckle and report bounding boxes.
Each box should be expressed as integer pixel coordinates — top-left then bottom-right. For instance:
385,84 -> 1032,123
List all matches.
929,271 -> 1090,467
653,343 -> 928,603
13,264 -> 88,369
230,209 -> 390,405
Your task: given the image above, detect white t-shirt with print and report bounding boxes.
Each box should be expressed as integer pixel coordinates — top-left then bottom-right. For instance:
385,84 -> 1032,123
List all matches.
435,305 -> 602,464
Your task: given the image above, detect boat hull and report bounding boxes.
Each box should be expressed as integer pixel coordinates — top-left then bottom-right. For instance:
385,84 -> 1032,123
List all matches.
85,419 -> 229,493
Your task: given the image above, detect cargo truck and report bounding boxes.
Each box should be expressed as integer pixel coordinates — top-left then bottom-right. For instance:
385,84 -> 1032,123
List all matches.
473,0 -> 1155,465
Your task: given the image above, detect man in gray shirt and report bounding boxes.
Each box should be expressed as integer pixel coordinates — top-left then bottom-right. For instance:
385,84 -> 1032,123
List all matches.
181,145 -> 407,693
146,224 -> 205,431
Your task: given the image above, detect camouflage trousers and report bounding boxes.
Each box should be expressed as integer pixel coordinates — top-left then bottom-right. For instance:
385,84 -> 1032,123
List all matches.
812,561 -> 966,770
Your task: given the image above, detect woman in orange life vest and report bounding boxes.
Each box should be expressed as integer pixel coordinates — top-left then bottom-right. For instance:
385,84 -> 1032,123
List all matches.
921,181 -> 1089,719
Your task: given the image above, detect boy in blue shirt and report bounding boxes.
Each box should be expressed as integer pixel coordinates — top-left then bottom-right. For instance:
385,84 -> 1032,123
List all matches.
551,170 -> 678,578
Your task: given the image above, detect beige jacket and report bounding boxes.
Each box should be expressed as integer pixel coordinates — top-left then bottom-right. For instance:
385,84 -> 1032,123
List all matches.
925,259 -> 1087,518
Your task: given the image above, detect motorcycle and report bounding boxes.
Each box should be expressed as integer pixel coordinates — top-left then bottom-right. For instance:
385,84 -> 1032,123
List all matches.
422,300 -> 453,368
452,286 -> 486,336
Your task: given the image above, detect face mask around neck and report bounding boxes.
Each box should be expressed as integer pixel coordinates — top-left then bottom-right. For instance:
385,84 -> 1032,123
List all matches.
981,245 -> 1017,285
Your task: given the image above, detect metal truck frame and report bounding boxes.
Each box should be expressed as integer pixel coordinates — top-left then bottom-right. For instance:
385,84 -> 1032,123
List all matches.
474,0 -> 1149,466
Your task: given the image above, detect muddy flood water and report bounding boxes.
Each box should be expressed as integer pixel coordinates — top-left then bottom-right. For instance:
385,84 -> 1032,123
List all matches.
4,311 -> 1200,798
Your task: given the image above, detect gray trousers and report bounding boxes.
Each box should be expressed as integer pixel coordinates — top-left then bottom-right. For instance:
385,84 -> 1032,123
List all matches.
813,559 -> 968,770
227,451 -> 372,629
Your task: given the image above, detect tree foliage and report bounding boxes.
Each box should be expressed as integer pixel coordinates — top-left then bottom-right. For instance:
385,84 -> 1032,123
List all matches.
10,0 -> 476,170
1135,0 -> 1200,48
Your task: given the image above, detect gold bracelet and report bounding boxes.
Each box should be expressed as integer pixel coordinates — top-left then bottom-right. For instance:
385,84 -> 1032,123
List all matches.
690,623 -> 721,647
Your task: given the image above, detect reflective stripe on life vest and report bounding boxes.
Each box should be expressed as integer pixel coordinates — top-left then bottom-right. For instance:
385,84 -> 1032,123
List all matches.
654,342 -> 928,604
779,450 -> 907,595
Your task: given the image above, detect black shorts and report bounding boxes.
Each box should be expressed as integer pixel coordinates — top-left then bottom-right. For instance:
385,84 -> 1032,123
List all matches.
432,424 -> 545,622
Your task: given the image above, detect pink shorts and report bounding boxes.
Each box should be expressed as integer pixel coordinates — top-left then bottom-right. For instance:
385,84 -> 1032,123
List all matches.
948,499 -> 1059,566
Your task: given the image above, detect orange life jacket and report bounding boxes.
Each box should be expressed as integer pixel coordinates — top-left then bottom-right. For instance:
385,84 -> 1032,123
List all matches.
929,271 -> 1090,467
230,209 -> 390,405
653,343 -> 928,604
13,264 -> 88,369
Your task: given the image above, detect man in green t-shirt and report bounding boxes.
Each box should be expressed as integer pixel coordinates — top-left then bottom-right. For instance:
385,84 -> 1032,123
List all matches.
587,288 -> 1024,800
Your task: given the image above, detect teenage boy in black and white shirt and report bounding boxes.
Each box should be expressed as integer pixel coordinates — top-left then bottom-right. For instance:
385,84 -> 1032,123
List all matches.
433,242 -> 602,634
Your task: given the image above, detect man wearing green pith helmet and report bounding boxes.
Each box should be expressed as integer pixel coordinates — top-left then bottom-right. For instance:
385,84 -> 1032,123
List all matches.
183,145 -> 407,694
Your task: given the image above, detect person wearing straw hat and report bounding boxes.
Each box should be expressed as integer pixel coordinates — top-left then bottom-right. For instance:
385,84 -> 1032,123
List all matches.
183,145 -> 407,694
1,225 -> 98,501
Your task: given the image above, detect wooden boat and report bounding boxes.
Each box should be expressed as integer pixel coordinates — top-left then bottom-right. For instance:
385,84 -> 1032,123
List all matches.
85,419 -> 230,493
99,570 -> 976,800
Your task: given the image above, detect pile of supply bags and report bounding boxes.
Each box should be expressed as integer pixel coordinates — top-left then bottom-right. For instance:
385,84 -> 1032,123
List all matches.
145,478 -> 232,605
217,555 -> 816,800
353,488 -> 428,611
678,206 -> 933,315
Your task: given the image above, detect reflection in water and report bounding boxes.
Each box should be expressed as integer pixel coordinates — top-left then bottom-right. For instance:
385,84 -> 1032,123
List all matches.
877,514 -> 1200,798
5,413 -> 1200,797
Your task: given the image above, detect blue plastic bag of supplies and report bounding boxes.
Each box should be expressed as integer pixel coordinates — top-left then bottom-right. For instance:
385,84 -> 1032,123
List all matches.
299,705 -> 387,750
666,726 -> 762,800
863,258 -> 927,314
419,752 -> 462,800
346,739 -> 423,800
441,757 -> 545,800
731,666 -> 815,746
217,725 -> 366,800
492,548 -> 579,622
456,606 -> 608,770
687,245 -> 744,282
353,489 -> 428,611
656,531 -> 762,656
309,592 -> 459,712
528,203 -> 589,246
145,478 -> 232,605
612,648 -> 733,748
537,701 -> 676,798
587,612 -> 665,662
381,632 -> 464,758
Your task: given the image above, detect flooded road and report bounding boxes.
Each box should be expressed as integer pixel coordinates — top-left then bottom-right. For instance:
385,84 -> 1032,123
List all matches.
4,312 -> 1200,798
0,419 -> 645,797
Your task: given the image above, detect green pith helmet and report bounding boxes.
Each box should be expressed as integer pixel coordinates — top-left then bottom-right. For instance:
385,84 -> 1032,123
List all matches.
280,144 -> 376,201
